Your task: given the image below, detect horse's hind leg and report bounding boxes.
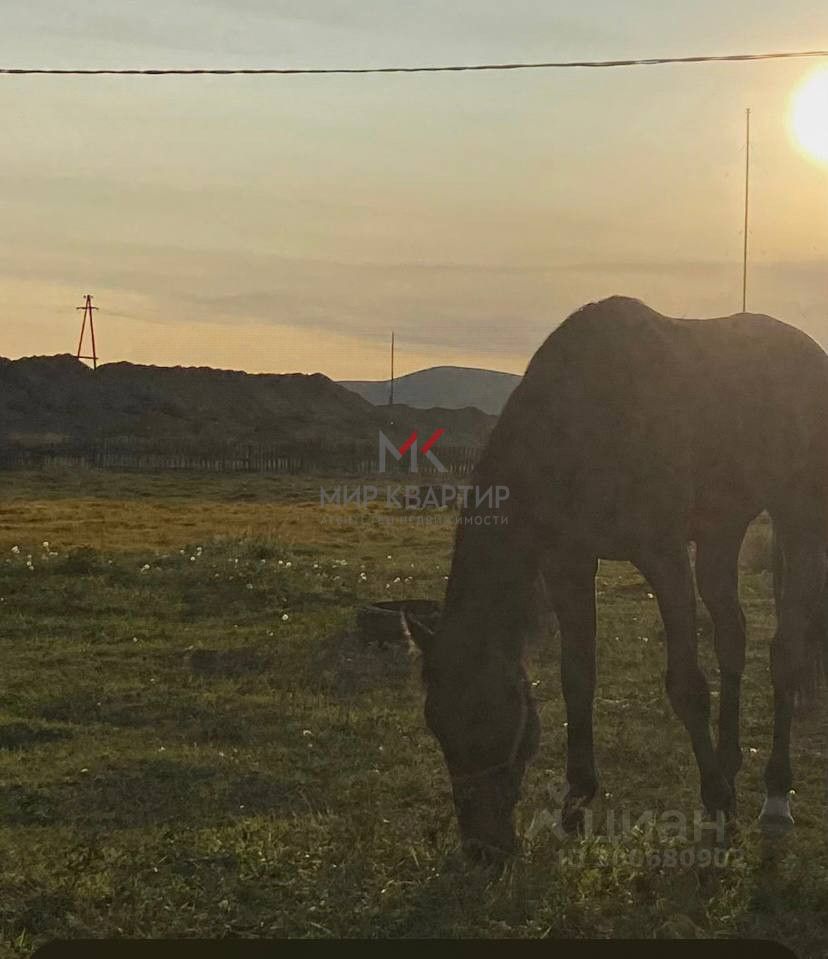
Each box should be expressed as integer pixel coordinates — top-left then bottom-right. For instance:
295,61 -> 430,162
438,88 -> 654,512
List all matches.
802,575 -> 828,708
636,541 -> 732,819
772,526 -> 828,711
761,503 -> 826,834
695,521 -> 751,804
543,552 -> 599,833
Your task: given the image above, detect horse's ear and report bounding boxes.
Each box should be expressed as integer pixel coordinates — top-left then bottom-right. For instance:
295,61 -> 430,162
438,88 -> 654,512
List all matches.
404,613 -> 434,652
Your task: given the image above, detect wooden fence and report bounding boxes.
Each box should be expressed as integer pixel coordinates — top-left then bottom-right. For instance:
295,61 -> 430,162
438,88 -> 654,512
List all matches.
0,441 -> 482,477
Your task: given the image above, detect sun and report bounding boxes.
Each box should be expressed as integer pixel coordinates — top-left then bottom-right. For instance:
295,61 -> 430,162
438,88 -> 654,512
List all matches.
791,68 -> 828,163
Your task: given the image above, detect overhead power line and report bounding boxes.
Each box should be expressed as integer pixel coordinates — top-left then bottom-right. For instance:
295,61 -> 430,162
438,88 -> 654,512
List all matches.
2,48 -> 828,76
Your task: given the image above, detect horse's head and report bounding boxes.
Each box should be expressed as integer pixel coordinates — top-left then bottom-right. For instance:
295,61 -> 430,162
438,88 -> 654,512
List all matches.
406,612 -> 540,863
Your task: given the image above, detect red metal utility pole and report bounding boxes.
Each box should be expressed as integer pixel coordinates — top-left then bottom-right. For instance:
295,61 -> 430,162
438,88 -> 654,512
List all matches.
76,294 -> 99,369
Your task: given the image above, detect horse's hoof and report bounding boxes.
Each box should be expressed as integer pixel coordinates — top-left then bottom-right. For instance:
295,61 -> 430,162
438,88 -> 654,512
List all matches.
759,815 -> 794,838
703,799 -> 737,824
561,809 -> 584,836
561,796 -> 592,836
759,795 -> 794,837
702,776 -> 735,821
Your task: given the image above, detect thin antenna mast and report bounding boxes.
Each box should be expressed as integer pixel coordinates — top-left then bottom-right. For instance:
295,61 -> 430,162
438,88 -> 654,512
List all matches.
389,331 -> 395,405
742,108 -> 751,313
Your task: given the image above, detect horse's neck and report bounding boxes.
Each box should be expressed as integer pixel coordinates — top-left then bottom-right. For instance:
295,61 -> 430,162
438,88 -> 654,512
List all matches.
441,513 -> 537,663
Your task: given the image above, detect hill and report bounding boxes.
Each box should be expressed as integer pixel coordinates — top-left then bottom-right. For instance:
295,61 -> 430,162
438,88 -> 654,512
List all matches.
0,355 -> 496,451
339,365 -> 521,415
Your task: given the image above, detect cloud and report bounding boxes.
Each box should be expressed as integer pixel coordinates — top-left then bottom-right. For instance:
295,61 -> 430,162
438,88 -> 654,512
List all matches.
197,0 -> 622,48
6,0 -> 622,65
5,223 -> 827,358
5,1 -> 828,374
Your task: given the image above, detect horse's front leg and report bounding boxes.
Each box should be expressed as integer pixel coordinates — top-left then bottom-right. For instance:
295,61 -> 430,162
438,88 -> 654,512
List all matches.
544,553 -> 599,834
636,541 -> 732,820
695,521 -> 751,807
762,506 -> 826,834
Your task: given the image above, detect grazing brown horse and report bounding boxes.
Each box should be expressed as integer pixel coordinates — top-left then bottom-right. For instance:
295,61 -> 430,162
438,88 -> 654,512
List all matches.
407,296 -> 828,860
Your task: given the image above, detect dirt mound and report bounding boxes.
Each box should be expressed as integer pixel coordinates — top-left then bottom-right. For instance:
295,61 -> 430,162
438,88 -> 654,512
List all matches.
0,355 -> 496,450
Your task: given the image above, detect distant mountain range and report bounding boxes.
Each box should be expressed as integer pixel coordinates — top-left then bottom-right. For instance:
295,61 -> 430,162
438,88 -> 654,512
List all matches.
0,355 -> 497,451
339,365 -> 521,415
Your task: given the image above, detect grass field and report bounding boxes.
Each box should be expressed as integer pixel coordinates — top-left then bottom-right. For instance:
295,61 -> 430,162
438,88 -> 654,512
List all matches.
0,469 -> 825,954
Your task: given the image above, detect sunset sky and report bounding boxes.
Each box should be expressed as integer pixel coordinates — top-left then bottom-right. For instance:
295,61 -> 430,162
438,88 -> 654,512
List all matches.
2,1 -> 827,380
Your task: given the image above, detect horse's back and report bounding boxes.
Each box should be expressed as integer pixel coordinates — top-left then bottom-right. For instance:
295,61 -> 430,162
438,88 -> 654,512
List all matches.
478,297 -> 828,551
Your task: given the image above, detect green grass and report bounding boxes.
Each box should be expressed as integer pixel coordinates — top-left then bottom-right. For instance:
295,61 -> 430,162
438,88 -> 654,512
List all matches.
0,470 -> 825,953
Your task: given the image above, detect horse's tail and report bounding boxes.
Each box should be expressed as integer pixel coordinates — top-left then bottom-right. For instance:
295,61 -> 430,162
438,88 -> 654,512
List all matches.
771,524 -> 827,709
